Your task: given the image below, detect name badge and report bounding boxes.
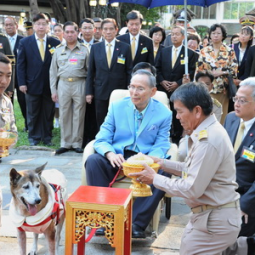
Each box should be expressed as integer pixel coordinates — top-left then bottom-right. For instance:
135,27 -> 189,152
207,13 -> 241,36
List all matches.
0,43 -> 3,49
1,107 -> 11,114
49,47 -> 56,54
182,170 -> 188,179
241,146 -> 255,163
69,58 -> 78,64
181,59 -> 185,65
141,47 -> 148,54
117,56 -> 125,64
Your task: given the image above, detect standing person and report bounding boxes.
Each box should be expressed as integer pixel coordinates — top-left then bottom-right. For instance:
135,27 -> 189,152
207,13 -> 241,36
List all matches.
117,10 -> 154,67
196,23 -> 238,124
223,78 -> 255,255
4,16 -> 27,131
156,25 -> 198,144
0,32 -> 15,100
17,13 -> 60,146
93,17 -> 104,42
149,26 -> 165,65
50,21 -> 89,155
23,21 -> 33,36
86,70 -> 172,238
86,18 -> 132,129
130,82 -> 241,254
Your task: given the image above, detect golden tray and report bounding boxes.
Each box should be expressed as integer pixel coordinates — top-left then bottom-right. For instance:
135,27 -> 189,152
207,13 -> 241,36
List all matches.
122,162 -> 160,197
0,132 -> 17,157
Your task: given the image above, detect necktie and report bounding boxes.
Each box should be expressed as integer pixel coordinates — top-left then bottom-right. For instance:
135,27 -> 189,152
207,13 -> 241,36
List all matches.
10,37 -> 15,51
131,37 -> 136,60
39,38 -> 45,61
137,112 -> 143,130
234,122 -> 245,153
172,48 -> 178,68
107,43 -> 112,68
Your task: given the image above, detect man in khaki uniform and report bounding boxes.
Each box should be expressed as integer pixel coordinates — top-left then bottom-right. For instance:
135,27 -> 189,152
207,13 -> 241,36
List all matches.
50,21 -> 89,155
130,82 -> 241,254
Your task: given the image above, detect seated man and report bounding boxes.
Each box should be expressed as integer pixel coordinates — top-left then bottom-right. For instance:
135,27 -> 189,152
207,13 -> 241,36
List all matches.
85,69 -> 172,238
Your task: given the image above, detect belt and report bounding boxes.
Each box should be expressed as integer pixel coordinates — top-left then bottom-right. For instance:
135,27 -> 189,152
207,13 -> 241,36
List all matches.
60,77 -> 85,82
191,200 -> 239,214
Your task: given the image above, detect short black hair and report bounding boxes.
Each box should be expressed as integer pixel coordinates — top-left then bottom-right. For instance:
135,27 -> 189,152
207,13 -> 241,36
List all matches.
240,26 -> 254,48
63,21 -> 78,31
0,53 -> 11,65
209,23 -> 227,41
187,33 -> 201,44
195,71 -> 214,83
79,18 -> 94,28
33,13 -> 49,23
149,26 -> 166,44
126,10 -> 143,23
93,17 -> 103,23
53,23 -> 63,30
170,82 -> 213,116
132,62 -> 156,76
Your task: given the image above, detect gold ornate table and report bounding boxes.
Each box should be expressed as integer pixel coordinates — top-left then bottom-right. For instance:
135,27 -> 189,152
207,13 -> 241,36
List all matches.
65,186 -> 132,255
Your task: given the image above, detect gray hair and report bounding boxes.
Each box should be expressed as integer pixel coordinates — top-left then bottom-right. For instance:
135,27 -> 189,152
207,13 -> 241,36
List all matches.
131,69 -> 156,88
172,25 -> 185,36
239,77 -> 255,101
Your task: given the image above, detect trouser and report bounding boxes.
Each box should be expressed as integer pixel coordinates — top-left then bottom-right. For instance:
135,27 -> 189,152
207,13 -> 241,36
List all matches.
94,99 -> 109,130
85,153 -> 170,230
26,93 -> 55,144
211,92 -> 229,125
180,207 -> 241,255
58,79 -> 86,148
16,85 -> 27,130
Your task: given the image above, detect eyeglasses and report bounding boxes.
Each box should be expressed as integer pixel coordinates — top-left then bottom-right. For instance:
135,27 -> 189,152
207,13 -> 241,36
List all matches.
128,85 -> 145,93
232,97 -> 254,105
34,22 -> 48,27
81,27 -> 93,30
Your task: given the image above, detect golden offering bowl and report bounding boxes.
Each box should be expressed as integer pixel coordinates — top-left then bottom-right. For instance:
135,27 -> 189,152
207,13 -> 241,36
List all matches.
122,162 -> 160,197
0,132 -> 17,157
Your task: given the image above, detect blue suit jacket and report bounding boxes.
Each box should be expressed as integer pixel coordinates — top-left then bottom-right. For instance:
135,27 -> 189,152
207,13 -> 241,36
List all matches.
17,34 -> 60,95
94,97 -> 172,158
224,112 -> 255,216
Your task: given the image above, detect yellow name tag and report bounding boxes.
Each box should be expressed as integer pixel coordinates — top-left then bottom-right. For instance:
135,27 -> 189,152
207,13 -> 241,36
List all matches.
182,171 -> 188,179
117,56 -> 125,64
241,147 -> 255,162
180,59 -> 185,65
141,47 -> 148,54
49,47 -> 56,54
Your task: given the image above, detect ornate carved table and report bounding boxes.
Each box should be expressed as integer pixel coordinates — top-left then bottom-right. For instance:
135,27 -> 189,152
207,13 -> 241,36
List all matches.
65,186 -> 133,255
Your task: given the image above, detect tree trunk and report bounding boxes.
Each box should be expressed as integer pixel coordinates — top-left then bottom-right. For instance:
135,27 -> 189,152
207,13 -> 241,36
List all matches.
50,0 -> 67,23
29,0 -> 39,18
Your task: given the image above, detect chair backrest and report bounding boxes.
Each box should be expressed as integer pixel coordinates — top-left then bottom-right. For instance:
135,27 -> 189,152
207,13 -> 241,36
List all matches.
109,89 -> 170,109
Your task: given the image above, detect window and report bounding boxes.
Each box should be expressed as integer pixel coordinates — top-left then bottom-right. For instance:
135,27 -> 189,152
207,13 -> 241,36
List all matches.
224,1 -> 255,19
190,4 -> 216,19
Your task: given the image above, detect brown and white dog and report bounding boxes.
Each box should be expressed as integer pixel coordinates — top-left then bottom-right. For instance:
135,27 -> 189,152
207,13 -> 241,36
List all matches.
9,163 -> 67,255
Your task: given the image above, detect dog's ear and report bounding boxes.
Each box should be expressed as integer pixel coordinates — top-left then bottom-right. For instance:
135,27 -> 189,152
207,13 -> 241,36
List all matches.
35,162 -> 47,176
10,168 -> 22,186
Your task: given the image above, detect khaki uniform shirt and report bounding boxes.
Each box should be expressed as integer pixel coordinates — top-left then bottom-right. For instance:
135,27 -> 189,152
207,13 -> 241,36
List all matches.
0,94 -> 17,132
154,114 -> 239,208
50,41 -> 89,95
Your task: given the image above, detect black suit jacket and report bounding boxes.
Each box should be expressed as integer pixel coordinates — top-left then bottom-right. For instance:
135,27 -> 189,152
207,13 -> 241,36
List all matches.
86,39 -> 133,100
13,34 -> 23,88
224,112 -> 255,216
154,44 -> 164,66
17,34 -> 60,95
233,43 -> 250,80
156,45 -> 198,92
244,45 -> 255,79
117,33 -> 154,67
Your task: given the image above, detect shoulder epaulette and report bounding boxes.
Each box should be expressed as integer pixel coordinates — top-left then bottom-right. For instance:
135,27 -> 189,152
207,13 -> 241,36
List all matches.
0,33 -> 7,37
56,44 -> 63,48
198,130 -> 208,141
212,98 -> 221,108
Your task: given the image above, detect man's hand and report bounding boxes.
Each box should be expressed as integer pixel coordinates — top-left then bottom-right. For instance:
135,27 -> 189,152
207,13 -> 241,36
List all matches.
105,152 -> 125,168
169,81 -> 178,91
51,93 -> 58,103
128,163 -> 156,185
233,79 -> 241,86
86,95 -> 93,104
241,211 -> 248,224
160,80 -> 172,92
19,85 -> 27,94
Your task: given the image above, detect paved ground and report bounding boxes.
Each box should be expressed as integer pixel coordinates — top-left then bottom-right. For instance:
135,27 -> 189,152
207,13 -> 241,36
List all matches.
0,147 -> 190,254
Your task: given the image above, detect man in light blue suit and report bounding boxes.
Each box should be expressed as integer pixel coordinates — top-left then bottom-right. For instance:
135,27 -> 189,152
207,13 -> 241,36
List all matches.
86,69 -> 172,238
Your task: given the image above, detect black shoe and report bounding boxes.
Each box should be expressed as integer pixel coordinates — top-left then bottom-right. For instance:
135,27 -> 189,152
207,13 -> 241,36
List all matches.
55,147 -> 69,155
132,224 -> 146,239
95,227 -> 105,236
247,236 -> 255,255
44,142 -> 54,146
74,148 -> 83,153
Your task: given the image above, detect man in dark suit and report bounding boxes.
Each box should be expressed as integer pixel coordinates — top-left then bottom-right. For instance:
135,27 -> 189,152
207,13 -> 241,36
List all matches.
224,78 -> 255,255
4,17 -> 27,130
17,13 -> 60,146
117,10 -> 154,67
86,18 -> 132,129
156,25 -> 198,144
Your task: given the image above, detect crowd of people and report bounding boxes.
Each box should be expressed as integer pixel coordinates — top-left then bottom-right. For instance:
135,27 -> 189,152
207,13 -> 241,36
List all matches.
0,7 -> 255,255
